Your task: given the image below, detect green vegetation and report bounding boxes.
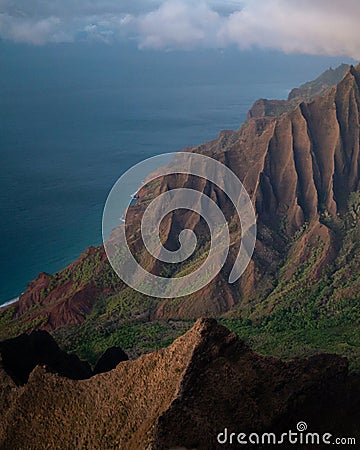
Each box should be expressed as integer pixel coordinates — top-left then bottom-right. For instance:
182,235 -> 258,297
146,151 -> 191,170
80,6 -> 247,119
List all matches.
0,303 -> 50,340
226,197 -> 360,370
54,318 -> 193,365
220,298 -> 360,371
1,190 -> 359,372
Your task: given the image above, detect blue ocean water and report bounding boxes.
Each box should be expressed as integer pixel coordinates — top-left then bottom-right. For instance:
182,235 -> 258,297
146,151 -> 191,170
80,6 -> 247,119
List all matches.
0,42 -> 353,303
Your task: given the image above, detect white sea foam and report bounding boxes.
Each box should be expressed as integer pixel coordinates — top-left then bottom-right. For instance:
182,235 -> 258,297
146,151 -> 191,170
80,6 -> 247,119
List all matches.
0,297 -> 19,309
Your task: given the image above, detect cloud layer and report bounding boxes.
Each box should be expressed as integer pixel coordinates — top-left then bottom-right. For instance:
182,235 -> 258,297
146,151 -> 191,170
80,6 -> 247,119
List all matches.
1,0 -> 359,58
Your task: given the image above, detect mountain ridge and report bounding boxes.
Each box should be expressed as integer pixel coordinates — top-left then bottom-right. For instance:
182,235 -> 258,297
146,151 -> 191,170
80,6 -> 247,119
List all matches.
0,319 -> 359,449
0,63 -> 359,367
248,63 -> 349,119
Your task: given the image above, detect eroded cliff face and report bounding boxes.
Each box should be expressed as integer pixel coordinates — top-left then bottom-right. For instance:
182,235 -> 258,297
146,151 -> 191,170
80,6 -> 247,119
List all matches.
6,64 -> 360,330
0,319 -> 359,449
144,65 -> 360,318
223,65 -> 360,227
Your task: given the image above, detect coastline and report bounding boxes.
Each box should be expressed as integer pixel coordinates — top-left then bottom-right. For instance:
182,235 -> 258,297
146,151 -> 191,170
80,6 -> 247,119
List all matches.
0,297 -> 19,309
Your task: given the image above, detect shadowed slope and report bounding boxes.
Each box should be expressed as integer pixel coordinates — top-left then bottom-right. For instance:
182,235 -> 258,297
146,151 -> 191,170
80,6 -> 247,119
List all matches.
0,330 -> 92,385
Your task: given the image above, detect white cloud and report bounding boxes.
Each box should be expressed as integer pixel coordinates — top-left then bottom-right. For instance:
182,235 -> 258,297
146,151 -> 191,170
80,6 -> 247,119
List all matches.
136,0 -> 223,49
219,0 -> 360,59
0,14 -> 66,45
0,0 -> 359,59
83,23 -> 114,43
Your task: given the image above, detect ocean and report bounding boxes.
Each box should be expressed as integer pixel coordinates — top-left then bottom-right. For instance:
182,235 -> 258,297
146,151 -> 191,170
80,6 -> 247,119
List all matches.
0,42 -> 352,304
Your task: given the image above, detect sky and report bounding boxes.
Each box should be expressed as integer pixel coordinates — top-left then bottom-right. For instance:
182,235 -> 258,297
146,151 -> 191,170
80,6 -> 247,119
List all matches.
0,0 -> 359,59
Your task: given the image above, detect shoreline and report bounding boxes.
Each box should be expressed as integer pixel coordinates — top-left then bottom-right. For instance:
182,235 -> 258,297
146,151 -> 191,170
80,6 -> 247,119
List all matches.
0,297 -> 19,309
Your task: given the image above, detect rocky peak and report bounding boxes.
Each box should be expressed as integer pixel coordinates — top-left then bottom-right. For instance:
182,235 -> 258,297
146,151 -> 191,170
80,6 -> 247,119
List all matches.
0,319 -> 358,449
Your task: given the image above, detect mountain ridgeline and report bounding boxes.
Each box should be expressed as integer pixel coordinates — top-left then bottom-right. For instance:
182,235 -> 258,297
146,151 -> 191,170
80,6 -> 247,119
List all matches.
0,63 -> 359,366
0,319 -> 359,449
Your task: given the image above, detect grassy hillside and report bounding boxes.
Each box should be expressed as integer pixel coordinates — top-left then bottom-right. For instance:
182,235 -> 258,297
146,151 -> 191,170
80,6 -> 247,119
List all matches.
48,193 -> 360,369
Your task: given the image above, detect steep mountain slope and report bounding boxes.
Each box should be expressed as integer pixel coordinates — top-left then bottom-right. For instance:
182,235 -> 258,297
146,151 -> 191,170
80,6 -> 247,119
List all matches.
0,64 -> 359,365
0,319 -> 359,449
